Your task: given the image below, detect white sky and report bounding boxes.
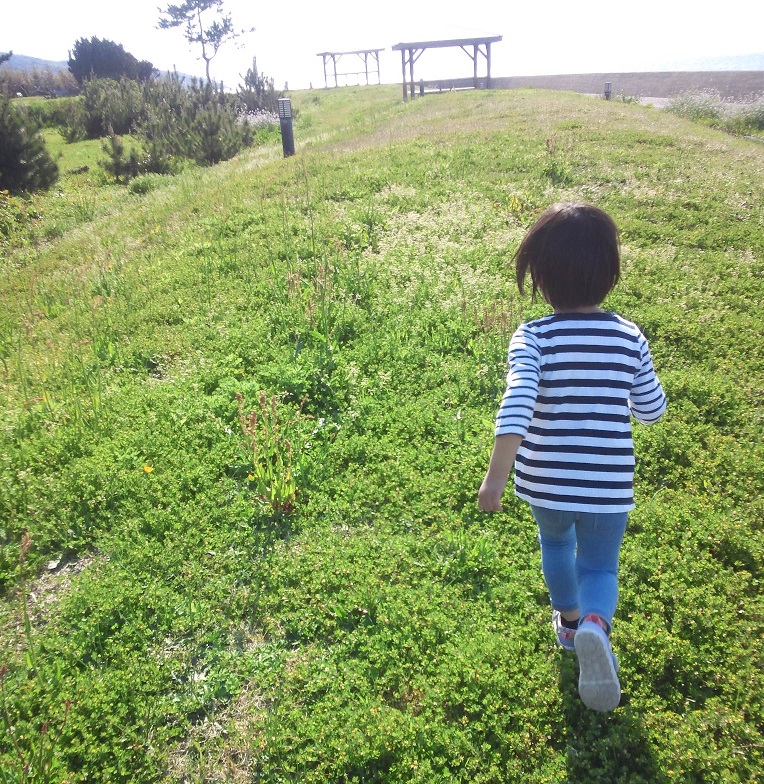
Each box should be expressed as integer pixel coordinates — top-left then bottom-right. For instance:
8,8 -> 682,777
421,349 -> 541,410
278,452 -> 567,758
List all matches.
2,0 -> 763,90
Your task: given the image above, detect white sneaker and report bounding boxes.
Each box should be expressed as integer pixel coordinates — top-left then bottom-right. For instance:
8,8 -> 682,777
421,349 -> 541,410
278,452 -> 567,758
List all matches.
552,610 -> 577,651
574,616 -> 621,712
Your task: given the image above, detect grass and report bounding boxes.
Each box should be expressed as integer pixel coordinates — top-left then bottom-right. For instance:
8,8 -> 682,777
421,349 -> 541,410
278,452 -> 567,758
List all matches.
0,85 -> 762,783
665,91 -> 764,138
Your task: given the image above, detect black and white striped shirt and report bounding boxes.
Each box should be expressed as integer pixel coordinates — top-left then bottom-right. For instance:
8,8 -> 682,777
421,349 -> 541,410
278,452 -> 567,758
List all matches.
495,312 -> 666,512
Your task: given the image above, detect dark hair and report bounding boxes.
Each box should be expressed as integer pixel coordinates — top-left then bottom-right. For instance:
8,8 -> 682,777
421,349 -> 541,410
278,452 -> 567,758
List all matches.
514,202 -> 620,309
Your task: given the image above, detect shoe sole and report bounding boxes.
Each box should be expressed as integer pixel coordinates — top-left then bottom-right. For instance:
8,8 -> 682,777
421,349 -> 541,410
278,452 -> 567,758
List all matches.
575,625 -> 621,712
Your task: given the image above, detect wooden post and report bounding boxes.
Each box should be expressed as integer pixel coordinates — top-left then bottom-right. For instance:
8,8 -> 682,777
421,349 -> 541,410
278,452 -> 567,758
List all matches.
400,50 -> 407,101
487,43 -> 492,88
408,49 -> 415,99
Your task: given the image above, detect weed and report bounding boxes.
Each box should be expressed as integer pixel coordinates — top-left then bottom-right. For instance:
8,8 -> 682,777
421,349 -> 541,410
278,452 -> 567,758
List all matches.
235,391 -> 310,515
0,535 -> 71,783
615,92 -> 641,104
542,132 -> 573,184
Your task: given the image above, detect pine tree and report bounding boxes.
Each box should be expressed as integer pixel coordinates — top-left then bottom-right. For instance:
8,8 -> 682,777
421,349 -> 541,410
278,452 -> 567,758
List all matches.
158,0 -> 253,84
0,96 -> 59,194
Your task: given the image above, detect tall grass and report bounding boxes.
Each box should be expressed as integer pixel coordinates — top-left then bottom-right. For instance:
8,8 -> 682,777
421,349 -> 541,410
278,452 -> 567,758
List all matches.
667,89 -> 764,135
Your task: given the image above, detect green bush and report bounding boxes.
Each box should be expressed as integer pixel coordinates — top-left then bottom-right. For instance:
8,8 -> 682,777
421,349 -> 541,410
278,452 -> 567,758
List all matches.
127,172 -> 168,195
81,77 -> 142,138
190,102 -> 243,165
63,74 -> 262,176
100,129 -> 143,183
0,95 -> 59,193
236,57 -> 283,114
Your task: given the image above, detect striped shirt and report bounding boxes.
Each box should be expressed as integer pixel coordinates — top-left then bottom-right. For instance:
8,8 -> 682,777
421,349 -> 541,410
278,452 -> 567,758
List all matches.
495,312 -> 666,512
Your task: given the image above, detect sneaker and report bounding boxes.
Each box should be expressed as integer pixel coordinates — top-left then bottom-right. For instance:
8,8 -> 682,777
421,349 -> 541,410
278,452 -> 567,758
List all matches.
552,610 -> 577,651
574,615 -> 621,712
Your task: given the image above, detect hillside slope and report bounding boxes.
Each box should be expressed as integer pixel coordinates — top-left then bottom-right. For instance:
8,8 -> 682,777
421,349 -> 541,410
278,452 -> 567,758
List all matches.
0,86 -> 762,783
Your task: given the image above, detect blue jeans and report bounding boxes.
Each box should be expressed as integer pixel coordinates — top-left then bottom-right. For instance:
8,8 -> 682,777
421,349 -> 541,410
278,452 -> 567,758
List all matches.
529,505 -> 628,629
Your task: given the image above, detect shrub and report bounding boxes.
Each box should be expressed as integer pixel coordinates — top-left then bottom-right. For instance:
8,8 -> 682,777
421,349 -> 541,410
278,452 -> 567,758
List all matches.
666,91 -> 725,123
58,72 -> 261,176
100,128 -> 143,183
190,102 -> 243,165
134,76 -> 255,167
59,98 -> 88,142
236,57 -> 282,114
0,95 -> 59,193
127,173 -> 167,195
81,77 -> 142,138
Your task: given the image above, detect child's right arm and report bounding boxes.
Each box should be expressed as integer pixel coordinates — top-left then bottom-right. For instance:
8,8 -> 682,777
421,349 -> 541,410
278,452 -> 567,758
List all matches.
480,325 -> 539,512
478,433 -> 524,512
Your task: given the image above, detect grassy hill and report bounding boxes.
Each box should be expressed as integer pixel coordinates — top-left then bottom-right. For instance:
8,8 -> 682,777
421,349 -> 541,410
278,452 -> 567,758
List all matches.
0,85 -> 762,783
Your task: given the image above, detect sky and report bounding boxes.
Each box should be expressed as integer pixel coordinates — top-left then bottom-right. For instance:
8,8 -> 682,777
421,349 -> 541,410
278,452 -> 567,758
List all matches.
2,0 -> 763,91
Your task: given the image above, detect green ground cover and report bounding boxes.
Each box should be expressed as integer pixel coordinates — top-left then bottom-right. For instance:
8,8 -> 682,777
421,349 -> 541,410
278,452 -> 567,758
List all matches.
1,85 -> 762,782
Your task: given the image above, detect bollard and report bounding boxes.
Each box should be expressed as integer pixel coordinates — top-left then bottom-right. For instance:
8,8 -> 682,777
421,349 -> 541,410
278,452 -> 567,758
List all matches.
604,82 -> 612,101
278,98 -> 295,157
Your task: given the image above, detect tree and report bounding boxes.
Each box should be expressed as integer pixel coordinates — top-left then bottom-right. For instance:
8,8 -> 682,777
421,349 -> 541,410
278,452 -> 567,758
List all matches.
0,51 -> 12,95
237,58 -> 281,113
0,95 -> 59,193
68,37 -> 155,85
158,0 -> 253,84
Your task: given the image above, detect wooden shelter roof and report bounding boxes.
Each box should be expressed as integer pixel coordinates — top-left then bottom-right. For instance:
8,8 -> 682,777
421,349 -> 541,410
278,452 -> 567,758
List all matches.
316,48 -> 385,57
392,35 -> 502,51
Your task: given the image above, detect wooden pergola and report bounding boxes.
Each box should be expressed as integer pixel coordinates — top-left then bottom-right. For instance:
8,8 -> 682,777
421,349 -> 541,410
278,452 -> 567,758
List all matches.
316,49 -> 384,88
392,35 -> 502,101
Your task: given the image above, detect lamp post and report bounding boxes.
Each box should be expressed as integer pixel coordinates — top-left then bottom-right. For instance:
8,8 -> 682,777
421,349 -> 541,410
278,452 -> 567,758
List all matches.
278,98 -> 295,157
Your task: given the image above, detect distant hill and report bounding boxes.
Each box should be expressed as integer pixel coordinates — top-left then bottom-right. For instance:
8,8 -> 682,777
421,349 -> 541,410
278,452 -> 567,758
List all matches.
1,54 -> 69,73
0,53 -> 203,83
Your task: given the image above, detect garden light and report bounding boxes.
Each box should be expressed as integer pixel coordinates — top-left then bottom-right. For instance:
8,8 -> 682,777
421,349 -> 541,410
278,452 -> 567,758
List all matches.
278,98 -> 295,157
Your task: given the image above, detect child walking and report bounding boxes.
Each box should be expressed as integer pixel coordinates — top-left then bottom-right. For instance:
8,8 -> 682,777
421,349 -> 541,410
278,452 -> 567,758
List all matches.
478,202 -> 666,712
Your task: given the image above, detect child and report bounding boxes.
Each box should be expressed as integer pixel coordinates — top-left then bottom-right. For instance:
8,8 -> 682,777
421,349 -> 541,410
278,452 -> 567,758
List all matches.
478,202 -> 666,712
